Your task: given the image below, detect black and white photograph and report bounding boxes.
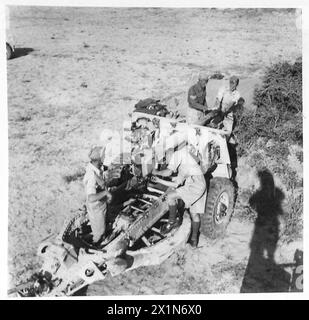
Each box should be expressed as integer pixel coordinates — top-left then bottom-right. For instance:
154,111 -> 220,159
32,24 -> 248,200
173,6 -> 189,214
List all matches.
2,1 -> 305,298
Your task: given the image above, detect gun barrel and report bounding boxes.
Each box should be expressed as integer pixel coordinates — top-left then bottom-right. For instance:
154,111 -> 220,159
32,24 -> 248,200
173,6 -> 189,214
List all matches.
8,280 -> 35,295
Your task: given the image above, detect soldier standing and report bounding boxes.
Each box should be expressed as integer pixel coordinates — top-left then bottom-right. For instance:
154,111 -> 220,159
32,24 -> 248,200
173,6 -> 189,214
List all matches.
83,146 -> 112,245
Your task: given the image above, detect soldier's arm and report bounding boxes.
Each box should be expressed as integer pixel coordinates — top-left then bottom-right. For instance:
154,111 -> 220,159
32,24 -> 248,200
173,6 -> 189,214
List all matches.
213,87 -> 224,110
188,88 -> 207,112
213,97 -> 221,110
152,176 -> 178,188
86,175 -> 112,203
152,168 -> 173,177
223,96 -> 245,117
88,190 -> 112,203
151,167 -> 178,187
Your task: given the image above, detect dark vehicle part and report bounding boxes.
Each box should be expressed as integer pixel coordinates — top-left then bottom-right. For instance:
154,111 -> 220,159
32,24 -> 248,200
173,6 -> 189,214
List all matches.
6,42 -> 13,60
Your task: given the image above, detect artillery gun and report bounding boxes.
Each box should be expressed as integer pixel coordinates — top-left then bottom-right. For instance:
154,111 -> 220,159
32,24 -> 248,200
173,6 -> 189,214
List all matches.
9,111 -> 236,297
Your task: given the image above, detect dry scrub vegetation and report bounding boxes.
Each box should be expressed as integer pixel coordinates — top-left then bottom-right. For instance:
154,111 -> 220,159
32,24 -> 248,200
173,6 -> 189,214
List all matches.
235,59 -> 303,240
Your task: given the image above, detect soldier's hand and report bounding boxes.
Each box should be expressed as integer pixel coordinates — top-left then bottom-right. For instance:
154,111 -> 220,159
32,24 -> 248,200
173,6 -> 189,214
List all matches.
151,175 -> 159,183
113,215 -> 132,233
106,191 -> 112,203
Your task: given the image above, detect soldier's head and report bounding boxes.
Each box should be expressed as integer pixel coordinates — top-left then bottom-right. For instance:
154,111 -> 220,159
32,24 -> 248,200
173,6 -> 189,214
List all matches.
88,146 -> 104,168
198,72 -> 209,88
229,76 -> 239,92
100,128 -> 114,145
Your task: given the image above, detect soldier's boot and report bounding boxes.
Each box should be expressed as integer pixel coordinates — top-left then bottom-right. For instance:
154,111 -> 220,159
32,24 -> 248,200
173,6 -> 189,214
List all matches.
188,221 -> 200,248
161,204 -> 179,235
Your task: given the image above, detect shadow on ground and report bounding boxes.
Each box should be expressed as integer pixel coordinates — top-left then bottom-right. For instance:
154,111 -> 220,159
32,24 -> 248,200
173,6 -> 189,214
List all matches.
241,169 -> 291,293
12,48 -> 34,59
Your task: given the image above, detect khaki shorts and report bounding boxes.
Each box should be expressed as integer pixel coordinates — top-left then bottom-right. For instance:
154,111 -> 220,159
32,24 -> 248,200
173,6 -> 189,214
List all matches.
176,175 -> 207,214
222,116 -> 234,136
186,107 -> 207,126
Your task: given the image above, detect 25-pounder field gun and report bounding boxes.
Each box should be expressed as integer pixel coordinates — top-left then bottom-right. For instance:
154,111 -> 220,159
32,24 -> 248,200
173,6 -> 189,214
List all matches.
9,111 -> 236,297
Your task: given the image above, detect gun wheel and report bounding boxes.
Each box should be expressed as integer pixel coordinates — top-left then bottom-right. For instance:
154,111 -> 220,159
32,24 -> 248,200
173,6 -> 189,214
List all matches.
201,177 -> 235,239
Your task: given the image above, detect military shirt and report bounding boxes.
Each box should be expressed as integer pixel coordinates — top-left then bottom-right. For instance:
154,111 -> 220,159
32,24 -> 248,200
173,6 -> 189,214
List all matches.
83,163 -> 106,196
188,82 -> 207,112
217,86 -> 241,118
216,86 -> 241,136
167,147 -> 204,186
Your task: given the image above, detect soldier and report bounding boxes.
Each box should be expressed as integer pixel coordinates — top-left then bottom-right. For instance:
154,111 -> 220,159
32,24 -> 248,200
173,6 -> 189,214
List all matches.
152,146 -> 207,248
83,146 -> 112,245
187,72 -> 210,125
212,76 -> 244,178
213,75 -> 243,136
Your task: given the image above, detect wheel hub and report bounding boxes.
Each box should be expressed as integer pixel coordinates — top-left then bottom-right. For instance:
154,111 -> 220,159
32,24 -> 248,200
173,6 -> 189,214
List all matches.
215,191 -> 229,224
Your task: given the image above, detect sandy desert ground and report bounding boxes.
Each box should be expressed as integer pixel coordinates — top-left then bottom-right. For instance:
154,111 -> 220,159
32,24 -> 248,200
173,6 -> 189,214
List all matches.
7,7 -> 302,294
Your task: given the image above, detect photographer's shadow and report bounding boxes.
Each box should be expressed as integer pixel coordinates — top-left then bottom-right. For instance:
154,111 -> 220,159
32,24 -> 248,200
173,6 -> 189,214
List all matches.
241,169 -> 290,293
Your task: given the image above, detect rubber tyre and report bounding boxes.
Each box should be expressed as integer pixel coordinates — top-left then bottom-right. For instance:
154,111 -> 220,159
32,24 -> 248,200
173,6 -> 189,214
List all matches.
6,43 -> 13,60
201,177 -> 235,239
